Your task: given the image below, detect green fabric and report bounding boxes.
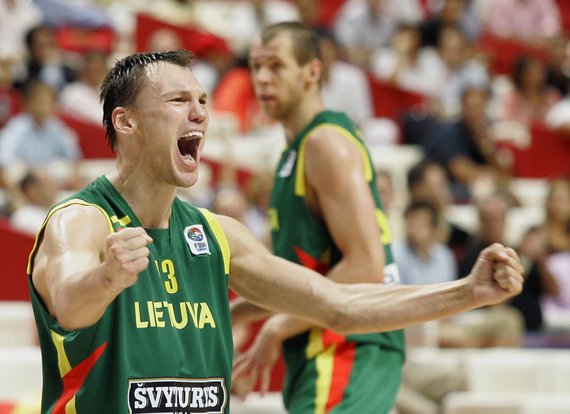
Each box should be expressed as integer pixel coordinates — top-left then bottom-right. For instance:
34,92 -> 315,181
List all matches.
29,176 -> 232,413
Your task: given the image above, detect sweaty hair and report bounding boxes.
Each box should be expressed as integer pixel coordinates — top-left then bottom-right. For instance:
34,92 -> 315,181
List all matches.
259,22 -> 321,65
100,50 -> 196,150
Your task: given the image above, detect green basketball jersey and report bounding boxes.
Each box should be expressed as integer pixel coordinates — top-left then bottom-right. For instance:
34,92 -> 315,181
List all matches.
268,110 -> 405,359
28,176 -> 233,414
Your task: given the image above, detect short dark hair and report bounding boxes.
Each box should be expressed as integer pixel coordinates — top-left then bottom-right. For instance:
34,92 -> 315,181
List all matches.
407,159 -> 435,191
404,200 -> 439,227
259,22 -> 321,65
100,50 -> 196,150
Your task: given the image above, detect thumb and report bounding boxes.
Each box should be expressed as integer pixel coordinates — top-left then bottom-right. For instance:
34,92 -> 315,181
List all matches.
479,243 -> 509,264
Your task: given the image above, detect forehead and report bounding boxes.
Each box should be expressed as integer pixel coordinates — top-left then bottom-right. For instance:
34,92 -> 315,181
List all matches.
250,32 -> 295,61
141,62 -> 204,96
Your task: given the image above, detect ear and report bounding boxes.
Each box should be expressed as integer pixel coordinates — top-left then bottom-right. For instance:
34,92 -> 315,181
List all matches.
112,107 -> 136,136
306,58 -> 323,85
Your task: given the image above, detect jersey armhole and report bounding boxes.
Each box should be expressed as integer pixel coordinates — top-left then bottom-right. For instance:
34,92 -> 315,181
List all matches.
27,199 -> 115,275
198,208 -> 231,276
294,123 -> 373,197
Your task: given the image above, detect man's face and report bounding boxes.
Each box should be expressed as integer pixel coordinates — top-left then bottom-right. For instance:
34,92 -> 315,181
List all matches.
126,62 -> 208,189
406,209 -> 435,249
249,33 -> 309,120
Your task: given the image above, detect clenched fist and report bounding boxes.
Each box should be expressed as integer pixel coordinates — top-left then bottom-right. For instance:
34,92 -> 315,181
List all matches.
102,227 -> 153,291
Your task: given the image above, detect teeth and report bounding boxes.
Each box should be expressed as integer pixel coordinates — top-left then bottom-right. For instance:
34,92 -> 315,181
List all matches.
185,153 -> 195,163
180,131 -> 203,139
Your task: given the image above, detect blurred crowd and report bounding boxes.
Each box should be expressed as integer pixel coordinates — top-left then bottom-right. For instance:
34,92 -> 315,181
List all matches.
0,0 -> 569,346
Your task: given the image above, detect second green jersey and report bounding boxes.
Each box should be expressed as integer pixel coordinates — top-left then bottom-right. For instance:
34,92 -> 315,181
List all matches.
28,176 -> 233,413
268,110 -> 405,355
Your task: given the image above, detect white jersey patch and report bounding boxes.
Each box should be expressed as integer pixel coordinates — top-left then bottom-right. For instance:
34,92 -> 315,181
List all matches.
184,225 -> 211,255
278,150 -> 297,178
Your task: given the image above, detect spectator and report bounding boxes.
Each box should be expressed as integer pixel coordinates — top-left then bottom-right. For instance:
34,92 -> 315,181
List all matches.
545,34 -> 570,96
497,55 -> 561,127
426,87 -> 510,201
0,81 -> 81,169
59,50 -> 109,124
419,0 -> 480,47
539,218 -> 570,328
0,0 -> 42,64
10,169 -> 58,235
373,24 -> 489,117
333,0 -> 397,67
0,58 -> 23,128
15,25 -> 77,93
33,0 -> 112,30
393,200 -> 457,285
512,179 -> 570,332
319,31 -> 374,127
244,171 -> 273,247
458,193 -> 510,277
370,23 -> 439,96
407,159 -> 471,263
485,0 -> 561,44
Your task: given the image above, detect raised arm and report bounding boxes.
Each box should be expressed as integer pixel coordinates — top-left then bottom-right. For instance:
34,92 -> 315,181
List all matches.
31,205 -> 152,330
223,213 -> 523,334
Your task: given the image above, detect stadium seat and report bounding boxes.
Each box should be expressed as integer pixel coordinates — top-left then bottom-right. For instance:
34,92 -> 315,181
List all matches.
476,32 -> 547,76
0,219 -> 35,301
367,73 -> 427,127
58,113 -> 114,159
135,13 -> 230,58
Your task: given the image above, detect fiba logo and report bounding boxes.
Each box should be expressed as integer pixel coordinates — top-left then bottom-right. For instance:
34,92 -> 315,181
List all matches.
187,227 -> 204,242
184,225 -> 210,255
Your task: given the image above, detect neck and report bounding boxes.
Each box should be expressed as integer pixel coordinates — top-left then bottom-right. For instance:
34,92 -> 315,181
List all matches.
106,158 -> 176,229
281,92 -> 326,144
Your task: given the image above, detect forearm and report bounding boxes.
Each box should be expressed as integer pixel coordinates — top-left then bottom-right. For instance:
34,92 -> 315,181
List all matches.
230,296 -> 274,325
332,278 -> 477,334
261,258 -> 386,341
48,257 -> 122,330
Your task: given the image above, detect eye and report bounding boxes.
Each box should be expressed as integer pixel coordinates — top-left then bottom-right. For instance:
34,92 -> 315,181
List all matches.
170,97 -> 185,103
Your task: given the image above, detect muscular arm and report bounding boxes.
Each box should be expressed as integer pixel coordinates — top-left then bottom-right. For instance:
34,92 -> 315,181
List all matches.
31,205 -> 152,330
223,213 -> 523,334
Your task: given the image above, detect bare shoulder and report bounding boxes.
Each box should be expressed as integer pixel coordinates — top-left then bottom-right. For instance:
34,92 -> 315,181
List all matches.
32,204 -> 111,280
41,204 -> 111,251
305,125 -> 362,163
214,213 -> 269,257
304,125 -> 366,192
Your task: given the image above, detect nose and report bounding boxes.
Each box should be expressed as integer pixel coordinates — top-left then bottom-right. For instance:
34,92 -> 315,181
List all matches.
254,65 -> 272,86
189,99 -> 208,124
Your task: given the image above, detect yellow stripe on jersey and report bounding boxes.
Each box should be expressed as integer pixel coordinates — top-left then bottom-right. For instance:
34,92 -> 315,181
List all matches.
110,214 -> 132,227
198,208 -> 230,275
27,199 -> 115,275
314,344 -> 337,414
295,123 -> 373,197
66,397 -> 77,414
50,330 -> 72,377
306,327 -> 325,360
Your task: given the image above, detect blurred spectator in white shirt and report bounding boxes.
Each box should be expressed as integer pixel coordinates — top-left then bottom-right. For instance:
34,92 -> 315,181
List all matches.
0,0 -> 42,64
0,81 -> 81,168
319,31 -> 374,127
59,50 -> 109,124
10,169 -> 57,235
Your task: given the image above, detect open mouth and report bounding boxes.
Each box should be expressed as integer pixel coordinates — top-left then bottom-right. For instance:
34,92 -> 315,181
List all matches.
177,131 -> 203,163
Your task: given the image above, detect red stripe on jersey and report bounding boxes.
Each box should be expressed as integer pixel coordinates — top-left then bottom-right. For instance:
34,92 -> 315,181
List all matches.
294,246 -> 330,275
53,342 -> 107,413
325,341 -> 356,413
